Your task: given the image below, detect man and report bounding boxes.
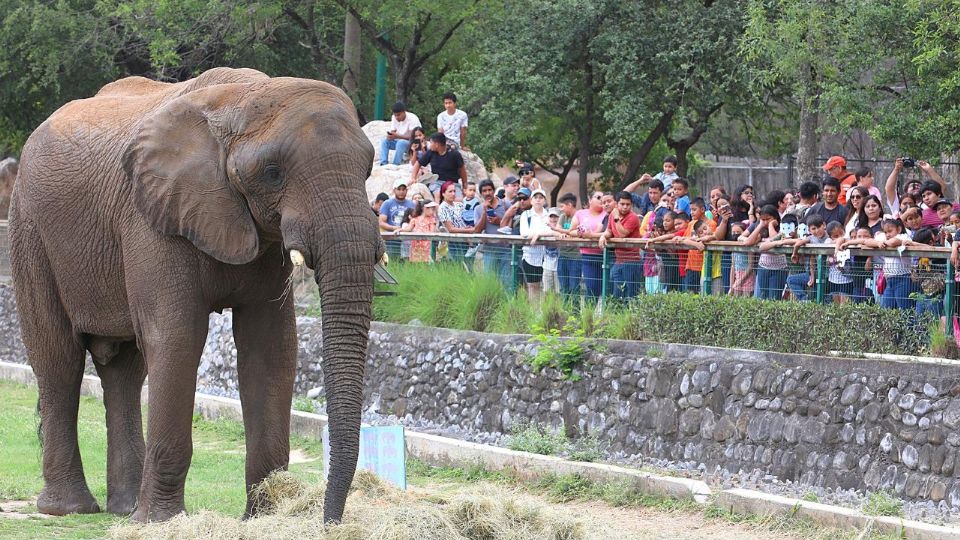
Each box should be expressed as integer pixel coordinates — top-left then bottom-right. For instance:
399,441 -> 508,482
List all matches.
807,178 -> 848,225
920,182 -> 948,227
501,187 -> 534,235
601,192 -> 616,216
822,155 -> 857,204
552,193 -> 582,297
473,179 -> 512,288
379,179 -> 417,260
623,178 -> 664,216
371,192 -> 389,216
379,101 -> 421,166
410,132 -> 468,198
498,176 -> 520,202
599,191 -> 643,299
885,158 -> 948,214
437,92 -> 469,150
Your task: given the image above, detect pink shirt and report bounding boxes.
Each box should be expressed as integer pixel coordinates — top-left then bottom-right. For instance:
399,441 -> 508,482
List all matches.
575,208 -> 608,255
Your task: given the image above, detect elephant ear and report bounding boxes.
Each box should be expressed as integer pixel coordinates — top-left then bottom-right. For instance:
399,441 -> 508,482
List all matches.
123,85 -> 259,265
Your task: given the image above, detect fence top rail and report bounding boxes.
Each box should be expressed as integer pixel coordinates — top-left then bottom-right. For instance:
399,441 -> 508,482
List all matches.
383,231 -> 954,259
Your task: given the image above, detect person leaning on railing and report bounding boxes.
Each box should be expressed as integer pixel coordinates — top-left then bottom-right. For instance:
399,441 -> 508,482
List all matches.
437,180 -> 473,263
566,190 -> 608,299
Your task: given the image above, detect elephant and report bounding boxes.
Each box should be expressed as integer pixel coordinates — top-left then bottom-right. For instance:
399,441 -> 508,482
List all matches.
9,67 -> 381,523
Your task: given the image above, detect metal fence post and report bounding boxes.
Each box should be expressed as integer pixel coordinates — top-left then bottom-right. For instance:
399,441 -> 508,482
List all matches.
815,254 -> 826,304
702,247 -> 713,295
601,246 -> 610,300
510,244 -> 519,295
429,240 -> 437,263
947,258 -> 955,338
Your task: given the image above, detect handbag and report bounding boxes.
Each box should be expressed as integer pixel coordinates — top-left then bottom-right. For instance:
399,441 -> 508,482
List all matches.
876,272 -> 886,295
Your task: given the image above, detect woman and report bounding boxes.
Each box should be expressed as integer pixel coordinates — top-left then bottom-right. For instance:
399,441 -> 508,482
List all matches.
568,190 -> 608,298
856,195 -> 885,237
899,194 -> 917,216
407,126 -> 427,162
437,181 -> 472,262
519,189 -> 552,301
855,167 -> 882,200
732,185 -> 755,222
841,218 -> 918,309
843,186 -> 869,234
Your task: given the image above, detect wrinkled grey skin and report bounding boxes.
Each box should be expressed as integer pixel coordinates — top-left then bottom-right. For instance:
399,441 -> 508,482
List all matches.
10,67 -> 380,523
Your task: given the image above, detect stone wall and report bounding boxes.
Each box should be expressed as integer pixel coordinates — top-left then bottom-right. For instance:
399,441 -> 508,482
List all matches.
4,284 -> 960,507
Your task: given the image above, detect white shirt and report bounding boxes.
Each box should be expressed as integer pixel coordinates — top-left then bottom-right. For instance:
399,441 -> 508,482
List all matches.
437,109 -> 469,145
390,112 -> 421,138
519,208 -> 551,266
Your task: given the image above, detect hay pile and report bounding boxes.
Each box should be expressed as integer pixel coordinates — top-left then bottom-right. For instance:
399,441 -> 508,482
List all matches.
109,470 -> 588,540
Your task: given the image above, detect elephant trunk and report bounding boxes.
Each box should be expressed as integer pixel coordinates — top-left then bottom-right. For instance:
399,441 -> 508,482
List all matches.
311,217 -> 378,524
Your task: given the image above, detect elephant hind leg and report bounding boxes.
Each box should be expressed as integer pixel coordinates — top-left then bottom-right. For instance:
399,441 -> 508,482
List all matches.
92,340 -> 146,515
11,227 -> 99,515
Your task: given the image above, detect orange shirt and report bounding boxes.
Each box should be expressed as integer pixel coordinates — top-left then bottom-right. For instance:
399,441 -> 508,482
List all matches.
837,173 -> 857,205
685,219 -> 717,271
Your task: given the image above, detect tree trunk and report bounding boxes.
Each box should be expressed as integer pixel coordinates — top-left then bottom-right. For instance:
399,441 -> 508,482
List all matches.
577,61 -> 594,206
342,14 -> 361,99
796,93 -> 820,185
619,111 -> 675,190
542,148 -> 578,206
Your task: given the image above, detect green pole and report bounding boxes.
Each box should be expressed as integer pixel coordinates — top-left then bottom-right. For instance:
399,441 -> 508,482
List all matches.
815,254 -> 826,304
601,246 -> 610,299
430,240 -> 437,263
946,258 -> 955,338
510,244 -> 519,295
702,248 -> 713,295
374,51 -> 387,120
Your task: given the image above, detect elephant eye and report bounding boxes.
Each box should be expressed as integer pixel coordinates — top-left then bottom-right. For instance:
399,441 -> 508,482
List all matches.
262,164 -> 283,187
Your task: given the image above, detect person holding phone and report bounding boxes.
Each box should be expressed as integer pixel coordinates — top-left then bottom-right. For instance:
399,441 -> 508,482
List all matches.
379,101 -> 421,166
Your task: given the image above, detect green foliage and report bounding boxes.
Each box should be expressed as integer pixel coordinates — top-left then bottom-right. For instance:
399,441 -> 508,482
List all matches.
863,490 -> 904,517
801,491 -> 819,503
527,318 -> 590,381
292,396 -> 317,413
566,432 -> 602,463
507,423 -> 568,456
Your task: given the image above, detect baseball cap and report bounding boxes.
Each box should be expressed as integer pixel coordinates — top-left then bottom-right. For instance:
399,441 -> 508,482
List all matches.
822,156 -> 846,171
518,187 -> 532,199
547,208 -> 561,217
503,176 -> 520,185
531,189 -> 547,199
393,178 -> 408,189
934,199 -> 953,209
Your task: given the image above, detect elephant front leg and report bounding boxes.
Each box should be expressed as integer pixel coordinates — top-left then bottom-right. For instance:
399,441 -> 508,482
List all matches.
93,342 -> 147,515
130,314 -> 208,523
233,301 -> 298,517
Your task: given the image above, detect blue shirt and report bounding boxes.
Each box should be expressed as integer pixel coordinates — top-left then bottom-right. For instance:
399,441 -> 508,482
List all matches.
474,199 -> 509,235
675,195 -> 691,218
462,196 -> 479,225
380,198 -> 416,228
630,192 -> 657,215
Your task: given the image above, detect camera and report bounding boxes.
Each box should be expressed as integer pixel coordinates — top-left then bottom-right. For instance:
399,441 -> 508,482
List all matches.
901,157 -> 915,168
411,137 -> 423,147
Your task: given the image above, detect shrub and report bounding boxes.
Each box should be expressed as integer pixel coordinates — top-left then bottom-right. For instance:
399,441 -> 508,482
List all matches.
862,490 -> 903,517
508,423 -> 568,455
527,318 -> 591,381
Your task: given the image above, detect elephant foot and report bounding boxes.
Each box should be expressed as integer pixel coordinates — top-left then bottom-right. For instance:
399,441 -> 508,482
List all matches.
130,501 -> 185,523
106,490 -> 139,516
37,484 -> 100,516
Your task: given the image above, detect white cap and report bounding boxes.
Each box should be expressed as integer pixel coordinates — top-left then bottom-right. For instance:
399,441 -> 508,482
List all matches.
531,189 -> 547,199
424,201 -> 439,208
393,178 -> 408,189
547,207 -> 561,217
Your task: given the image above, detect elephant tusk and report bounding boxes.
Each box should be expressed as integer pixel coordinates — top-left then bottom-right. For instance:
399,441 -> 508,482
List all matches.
289,250 -> 306,267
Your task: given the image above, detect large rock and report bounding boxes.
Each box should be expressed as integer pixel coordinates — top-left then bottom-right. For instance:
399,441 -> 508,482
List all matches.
362,121 -> 494,202
0,157 -> 17,220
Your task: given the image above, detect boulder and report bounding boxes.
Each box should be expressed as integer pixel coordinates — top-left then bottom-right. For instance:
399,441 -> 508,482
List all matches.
0,157 -> 17,220
361,121 -> 494,203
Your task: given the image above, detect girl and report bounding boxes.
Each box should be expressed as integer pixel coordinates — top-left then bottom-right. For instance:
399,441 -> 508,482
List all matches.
849,226 -> 875,303
855,168 -> 882,200
901,207 -> 923,237
642,218 -> 664,294
402,200 -> 438,263
742,205 -> 790,300
826,221 -> 854,303
437,181 -> 472,262
645,212 -> 680,292
728,221 -> 755,296
567,191 -> 609,298
841,218 -> 918,309
519,189 -> 552,301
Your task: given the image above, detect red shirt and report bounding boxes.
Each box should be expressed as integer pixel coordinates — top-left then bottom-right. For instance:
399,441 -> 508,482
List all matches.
609,211 -> 641,262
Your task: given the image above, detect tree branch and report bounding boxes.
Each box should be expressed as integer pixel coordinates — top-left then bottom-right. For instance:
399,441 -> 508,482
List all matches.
619,111 -> 675,189
330,0 -> 399,57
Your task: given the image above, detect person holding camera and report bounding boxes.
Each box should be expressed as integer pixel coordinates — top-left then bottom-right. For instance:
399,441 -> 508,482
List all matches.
884,157 -> 946,216
379,101 -> 421,166
407,126 -> 427,162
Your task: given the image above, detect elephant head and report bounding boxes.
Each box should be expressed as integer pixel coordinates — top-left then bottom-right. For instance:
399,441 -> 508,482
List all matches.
123,77 -> 380,523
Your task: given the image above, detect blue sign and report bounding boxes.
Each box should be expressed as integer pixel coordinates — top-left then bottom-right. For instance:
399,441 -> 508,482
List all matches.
322,425 -> 406,490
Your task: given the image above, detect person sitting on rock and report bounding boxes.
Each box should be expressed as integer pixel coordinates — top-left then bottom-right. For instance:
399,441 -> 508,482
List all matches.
410,132 -> 468,201
379,101 -> 421,166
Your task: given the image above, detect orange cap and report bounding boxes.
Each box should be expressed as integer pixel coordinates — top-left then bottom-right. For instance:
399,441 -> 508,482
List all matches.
822,156 -> 846,171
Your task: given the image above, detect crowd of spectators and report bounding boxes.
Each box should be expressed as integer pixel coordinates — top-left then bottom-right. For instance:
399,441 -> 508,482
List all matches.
371,101 -> 957,317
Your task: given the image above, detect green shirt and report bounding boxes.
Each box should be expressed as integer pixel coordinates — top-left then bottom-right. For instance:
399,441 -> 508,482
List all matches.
558,213 -> 581,259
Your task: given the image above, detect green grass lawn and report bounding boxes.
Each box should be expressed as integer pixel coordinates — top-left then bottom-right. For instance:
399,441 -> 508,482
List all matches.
0,380 -> 325,540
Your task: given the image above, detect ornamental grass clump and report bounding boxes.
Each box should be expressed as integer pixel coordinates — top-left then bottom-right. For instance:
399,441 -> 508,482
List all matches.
110,470 -> 586,540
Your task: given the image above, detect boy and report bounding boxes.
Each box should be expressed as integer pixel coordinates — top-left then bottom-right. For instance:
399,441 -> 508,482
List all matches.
672,177 -> 691,217
679,198 -> 716,294
644,211 -> 681,292
462,181 -> 480,262
536,208 -> 562,293
599,191 -> 643,299
437,92 -> 469,150
786,214 -> 827,301
654,155 -> 679,184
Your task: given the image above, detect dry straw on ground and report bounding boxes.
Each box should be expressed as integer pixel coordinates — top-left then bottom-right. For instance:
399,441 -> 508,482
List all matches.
109,470 -> 587,540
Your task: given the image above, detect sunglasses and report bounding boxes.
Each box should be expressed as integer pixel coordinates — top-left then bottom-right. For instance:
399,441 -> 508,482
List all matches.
518,196 -> 529,201
850,194 -> 862,200
592,195 -> 603,200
